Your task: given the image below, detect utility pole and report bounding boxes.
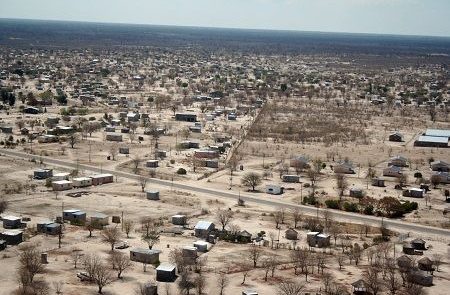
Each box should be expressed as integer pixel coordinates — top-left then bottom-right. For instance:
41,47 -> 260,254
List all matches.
121,211 -> 124,231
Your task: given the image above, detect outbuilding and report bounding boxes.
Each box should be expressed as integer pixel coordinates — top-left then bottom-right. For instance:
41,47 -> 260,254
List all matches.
266,185 -> 283,195
285,228 -> 298,240
2,215 -> 22,229
106,133 -> 123,142
52,180 -> 73,191
156,263 -> 177,282
73,177 -> 92,188
146,190 -> 160,200
194,221 -> 215,238
90,174 -> 114,185
282,175 -> 300,183
90,213 -> 109,226
63,209 -> 86,223
193,240 -> 209,252
146,160 -> 159,168
130,248 -> 161,264
52,172 -> 70,181
34,169 -> 53,179
171,215 -> 187,226
0,230 -> 23,245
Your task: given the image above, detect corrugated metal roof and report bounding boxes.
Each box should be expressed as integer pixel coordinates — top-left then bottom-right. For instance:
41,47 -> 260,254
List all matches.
417,136 -> 448,144
425,129 -> 450,138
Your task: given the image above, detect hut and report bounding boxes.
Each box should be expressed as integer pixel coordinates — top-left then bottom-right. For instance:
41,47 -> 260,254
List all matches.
90,213 -> 109,226
194,221 -> 215,238
0,240 -> 6,251
63,209 -> 86,223
171,215 -> 187,226
156,263 -> 177,282
146,160 -> 159,168
372,178 -> 385,187
408,270 -> 433,286
282,175 -> 300,183
130,249 -> 161,264
106,133 -> 123,142
351,279 -> 368,295
418,257 -> 434,272
33,169 -> 53,179
2,215 -> 22,229
266,185 -> 283,195
403,188 -> 424,198
402,243 -> 417,255
146,190 -> 160,200
73,177 -> 92,188
285,228 -> 298,240
52,180 -> 73,191
349,188 -> 364,198
119,147 -> 129,154
140,283 -> 158,295
193,240 -> 209,252
0,230 -> 23,245
389,132 -> 404,142
397,255 -> 413,269
411,238 -> 427,250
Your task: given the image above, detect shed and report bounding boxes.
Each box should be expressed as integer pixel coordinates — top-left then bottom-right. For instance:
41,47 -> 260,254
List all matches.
2,215 -> 22,229
52,180 -> 73,191
175,113 -> 197,122
282,175 -> 300,183
156,263 -> 177,282
402,243 -> 416,255
0,240 -> 6,251
44,223 -> 61,235
418,257 -> 434,272
73,177 -> 92,188
63,209 -> 86,223
119,147 -> 129,154
146,160 -> 159,168
193,240 -> 209,252
130,248 -> 161,264
431,160 -> 449,172
403,188 -> 424,198
389,132 -> 404,142
333,162 -> 355,174
182,246 -> 198,260
266,185 -> 283,195
285,228 -> 298,240
205,159 -> 219,169
52,172 -> 70,181
397,255 -> 413,269
351,279 -> 368,294
388,156 -> 409,167
242,290 -> 258,295
90,213 -> 109,226
411,238 -> 426,250
90,174 -> 113,185
34,169 -> 53,179
194,221 -> 215,238
383,166 -> 403,177
140,282 -> 158,295
349,188 -> 364,198
0,230 -> 23,245
146,190 -> 160,201
106,133 -> 123,142
372,178 -> 385,187
171,215 -> 187,226
408,270 -> 433,286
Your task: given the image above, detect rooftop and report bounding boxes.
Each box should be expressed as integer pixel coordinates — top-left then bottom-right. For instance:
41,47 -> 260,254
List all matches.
425,129 -> 450,138
417,135 -> 449,144
156,262 -> 176,272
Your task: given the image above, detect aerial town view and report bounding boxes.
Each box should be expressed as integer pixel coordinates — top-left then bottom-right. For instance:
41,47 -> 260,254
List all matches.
0,1 -> 449,295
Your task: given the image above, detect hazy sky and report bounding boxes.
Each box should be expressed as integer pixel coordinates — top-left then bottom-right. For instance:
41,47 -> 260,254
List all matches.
1,0 -> 449,37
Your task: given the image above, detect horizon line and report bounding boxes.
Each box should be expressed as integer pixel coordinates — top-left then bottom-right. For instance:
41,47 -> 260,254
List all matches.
1,17 -> 450,40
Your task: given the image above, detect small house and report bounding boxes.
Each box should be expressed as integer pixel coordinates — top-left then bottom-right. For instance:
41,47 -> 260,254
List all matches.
63,209 -> 86,223
205,159 -> 219,169
90,174 -> 114,185
193,240 -> 209,252
282,175 -> 300,183
242,290 -> 258,295
146,160 -> 159,168
0,230 -> 23,245
156,263 -> 177,282
285,228 -> 298,240
146,190 -> 160,201
402,243 -> 417,255
175,113 -> 197,122
33,169 -> 53,179
403,188 -> 424,198
171,215 -> 187,226
383,166 -> 403,177
397,255 -> 413,269
388,156 -> 408,167
52,180 -> 73,191
73,177 -> 92,188
411,238 -> 427,250
431,160 -> 450,172
106,133 -> 123,142
194,221 -> 215,238
351,279 -> 368,295
44,223 -> 61,235
372,178 -> 385,187
418,257 -> 434,272
307,232 -> 330,248
2,216 -> 22,229
90,213 -> 109,226
333,162 -> 355,174
52,172 -> 70,181
266,185 -> 283,195
408,270 -> 433,286
130,248 -> 161,264
119,147 -> 129,154
389,132 -> 404,142
349,188 -> 364,198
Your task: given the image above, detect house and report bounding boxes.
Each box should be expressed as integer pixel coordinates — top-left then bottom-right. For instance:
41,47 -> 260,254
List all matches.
388,156 -> 409,167
205,159 -> 219,169
34,169 -> 53,179
383,166 -> 403,177
285,228 -> 298,240
403,188 -> 425,198
130,248 -> 161,264
52,172 -> 70,181
37,221 -> 61,235
106,133 -> 123,142
194,150 -> 219,159
408,270 -> 433,286
307,232 -> 330,248
431,172 -> 450,184
73,177 -> 92,188
90,174 -> 114,185
414,136 -> 448,148
0,230 -> 23,245
389,132 -> 404,142
2,216 -> 22,229
266,185 -> 283,195
418,257 -> 434,272
90,213 -> 109,226
156,263 -> 177,282
290,156 -> 309,169
146,160 -> 159,168
411,238 -> 427,250
431,160 -> 450,172
349,188 -> 364,198
194,221 -> 215,238
63,209 -> 86,223
171,215 -> 187,226
193,240 -> 209,252
52,180 -> 73,191
372,178 -> 385,187
424,128 -> 450,138
119,147 -> 129,154
105,126 -> 115,133
175,113 -> 197,122
146,190 -> 160,201
282,175 -> 300,183
333,161 -> 355,174
23,106 -> 40,114
351,279 -> 368,295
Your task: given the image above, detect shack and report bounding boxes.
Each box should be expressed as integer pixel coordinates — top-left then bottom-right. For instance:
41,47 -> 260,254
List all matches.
52,180 -> 73,191
130,248 -> 161,264
156,263 -> 177,282
73,177 -> 92,188
0,230 -> 23,245
171,215 -> 187,226
34,169 -> 53,179
90,174 -> 114,185
282,175 -> 300,183
2,215 -> 22,229
146,190 -> 160,200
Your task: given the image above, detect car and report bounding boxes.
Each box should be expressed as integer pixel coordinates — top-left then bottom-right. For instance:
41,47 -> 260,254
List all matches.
77,272 -> 93,282
115,241 -> 129,249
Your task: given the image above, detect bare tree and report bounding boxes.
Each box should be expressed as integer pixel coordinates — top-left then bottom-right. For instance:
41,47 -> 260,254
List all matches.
385,258 -> 401,295
85,220 -> 100,237
363,266 -> 382,295
84,255 -> 113,294
335,173 -> 348,203
336,254 -> 345,270
109,144 -> 119,161
71,250 -> 83,269
101,226 -> 121,251
216,273 -> 229,295
277,280 -> 305,295
68,133 -> 80,149
124,220 -> 134,238
291,208 -> 302,229
139,176 -> 147,192
132,155 -> 142,174
141,219 -> 160,250
216,209 -> 234,231
18,243 -> 45,284
241,172 -> 262,191
238,261 -> 252,285
247,244 -> 263,268
0,197 -> 8,214
273,210 -> 283,229
194,273 -> 206,295
432,254 -> 442,271
52,281 -> 64,295
110,251 -> 132,279
178,270 -> 195,295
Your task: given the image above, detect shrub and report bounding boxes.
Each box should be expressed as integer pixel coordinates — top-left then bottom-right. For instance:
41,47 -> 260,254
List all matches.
363,204 -> 374,215
303,195 -> 318,206
176,168 -> 187,175
343,202 -> 358,212
170,159 -> 175,164
325,199 -> 340,209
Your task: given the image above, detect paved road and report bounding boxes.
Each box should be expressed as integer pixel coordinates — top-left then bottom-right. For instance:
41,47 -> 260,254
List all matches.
2,149 -> 450,238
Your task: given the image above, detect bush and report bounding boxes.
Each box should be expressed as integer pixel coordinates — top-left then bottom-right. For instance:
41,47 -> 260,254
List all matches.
325,199 -> 340,209
343,202 -> 358,212
363,204 -> 374,215
170,159 -> 175,164
303,195 -> 318,206
177,168 -> 187,175
401,201 -> 418,213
